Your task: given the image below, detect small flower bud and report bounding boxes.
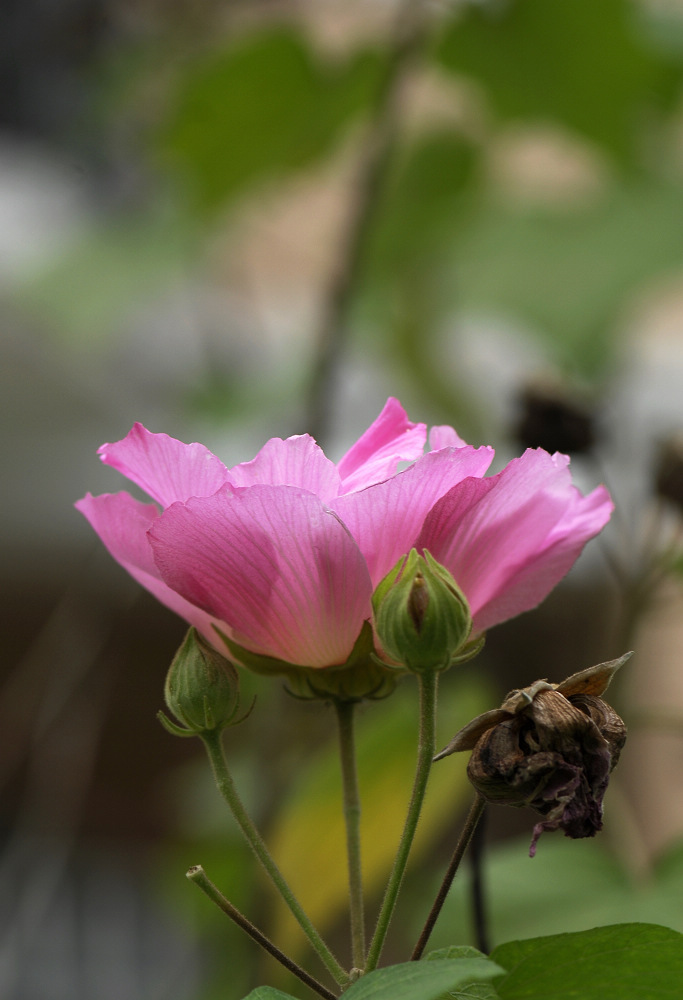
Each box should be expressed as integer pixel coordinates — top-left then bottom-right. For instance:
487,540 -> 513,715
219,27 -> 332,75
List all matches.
372,549 -> 473,673
435,654 -> 630,855
161,628 -> 241,735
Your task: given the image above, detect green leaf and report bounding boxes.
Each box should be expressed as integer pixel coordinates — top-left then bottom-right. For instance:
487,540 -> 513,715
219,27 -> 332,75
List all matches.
452,181 -> 683,374
241,989 -> 298,1000
343,958 -> 504,1000
156,27 -> 385,212
444,986 -> 500,1000
492,923 -> 683,999
436,0 -> 679,163
422,831 -> 683,952
427,946 -> 489,962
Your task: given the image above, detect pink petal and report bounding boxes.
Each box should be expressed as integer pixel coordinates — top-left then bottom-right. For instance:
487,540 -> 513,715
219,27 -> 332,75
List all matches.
148,485 -> 373,669
98,423 -> 231,508
227,434 -> 340,503
336,397 -> 427,494
331,446 -> 494,586
417,450 -> 613,632
75,492 -> 222,643
429,425 -> 469,451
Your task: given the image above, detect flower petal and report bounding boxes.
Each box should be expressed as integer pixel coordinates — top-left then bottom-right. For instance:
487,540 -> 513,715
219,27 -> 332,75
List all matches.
417,449 -> 613,632
429,424 -> 469,451
332,446 -> 494,586
148,485 -> 373,668
336,397 -> 427,494
227,434 -> 340,503
75,492 -> 221,641
98,424 -> 231,507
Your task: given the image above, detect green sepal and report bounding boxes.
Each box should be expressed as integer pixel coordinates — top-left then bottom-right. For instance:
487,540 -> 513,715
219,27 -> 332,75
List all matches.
157,709 -> 197,738
215,621 -> 398,702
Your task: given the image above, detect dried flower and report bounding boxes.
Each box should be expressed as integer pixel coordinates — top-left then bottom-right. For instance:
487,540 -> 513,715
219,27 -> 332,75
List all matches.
435,654 -> 630,855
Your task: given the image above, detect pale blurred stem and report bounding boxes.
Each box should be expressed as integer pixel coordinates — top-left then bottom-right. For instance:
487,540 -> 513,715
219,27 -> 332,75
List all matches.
334,699 -> 366,970
187,865 -> 337,1000
365,669 -> 439,972
411,793 -> 486,961
306,0 -> 427,442
200,730 -> 349,986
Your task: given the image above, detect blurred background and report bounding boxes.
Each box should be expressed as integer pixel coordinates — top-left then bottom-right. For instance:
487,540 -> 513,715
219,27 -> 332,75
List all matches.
4,0 -> 683,997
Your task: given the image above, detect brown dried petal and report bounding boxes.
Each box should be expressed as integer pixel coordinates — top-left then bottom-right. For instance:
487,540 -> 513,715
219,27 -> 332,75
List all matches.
569,693 -> 627,768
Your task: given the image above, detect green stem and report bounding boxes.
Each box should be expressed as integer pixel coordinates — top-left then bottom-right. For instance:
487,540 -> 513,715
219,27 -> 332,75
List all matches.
410,793 -> 486,961
365,669 -> 439,972
200,730 -> 349,986
335,699 -> 366,970
187,865 -> 337,1000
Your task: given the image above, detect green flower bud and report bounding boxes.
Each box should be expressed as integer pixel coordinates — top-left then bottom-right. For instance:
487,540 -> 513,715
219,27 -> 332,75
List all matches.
160,628 -> 242,736
372,549 -> 473,674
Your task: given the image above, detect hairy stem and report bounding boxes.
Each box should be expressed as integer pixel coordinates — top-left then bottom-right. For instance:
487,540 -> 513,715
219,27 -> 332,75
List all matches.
335,699 -> 366,970
411,793 -> 486,960
187,865 -> 337,1000
305,0 -> 428,443
365,669 -> 439,971
200,730 -> 348,985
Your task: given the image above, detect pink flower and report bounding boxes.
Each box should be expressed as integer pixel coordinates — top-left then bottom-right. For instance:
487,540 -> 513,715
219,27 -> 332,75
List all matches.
76,398 -> 612,670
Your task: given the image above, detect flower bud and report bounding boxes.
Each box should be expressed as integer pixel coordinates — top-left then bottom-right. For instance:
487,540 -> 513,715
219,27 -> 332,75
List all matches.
372,549 -> 474,673
161,628 -> 241,736
435,654 -> 630,855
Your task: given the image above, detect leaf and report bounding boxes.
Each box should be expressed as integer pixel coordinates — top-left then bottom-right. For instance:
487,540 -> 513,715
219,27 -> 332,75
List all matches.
491,923 -> 683,999
156,27 -> 385,212
427,946 -> 489,962
241,989 -> 299,1000
451,180 -> 683,374
436,0 -> 679,163
343,958 -> 504,1000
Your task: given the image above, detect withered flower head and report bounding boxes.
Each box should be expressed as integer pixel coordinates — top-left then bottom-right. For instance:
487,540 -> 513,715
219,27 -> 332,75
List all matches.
435,654 -> 630,856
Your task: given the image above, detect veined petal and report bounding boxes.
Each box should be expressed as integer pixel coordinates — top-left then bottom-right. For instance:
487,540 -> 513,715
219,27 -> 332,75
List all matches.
332,446 -> 494,586
148,485 -> 373,669
75,492 -> 222,642
417,450 -> 613,632
336,397 -> 427,494
98,423 -> 230,507
227,434 -> 340,503
472,483 -> 613,632
429,424 -> 469,451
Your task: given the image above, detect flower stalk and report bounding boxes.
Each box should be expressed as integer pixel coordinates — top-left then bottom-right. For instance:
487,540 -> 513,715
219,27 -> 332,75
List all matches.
411,793 -> 487,960
365,668 -> 439,971
335,699 -> 366,971
199,730 -> 349,986
187,865 -> 337,1000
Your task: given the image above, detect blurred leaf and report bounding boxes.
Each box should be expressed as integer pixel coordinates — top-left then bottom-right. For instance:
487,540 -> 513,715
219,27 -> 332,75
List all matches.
342,958 -> 504,1000
435,0 -> 680,163
366,131 -> 478,284
452,181 -> 683,374
425,831 -> 683,951
267,676 -> 492,956
156,27 -> 386,212
492,923 -> 683,999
